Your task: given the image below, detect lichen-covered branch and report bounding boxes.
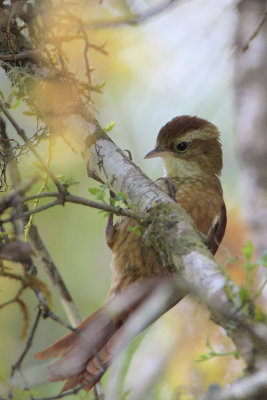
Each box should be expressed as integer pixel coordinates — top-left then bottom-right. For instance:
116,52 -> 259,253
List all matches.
61,109 -> 267,392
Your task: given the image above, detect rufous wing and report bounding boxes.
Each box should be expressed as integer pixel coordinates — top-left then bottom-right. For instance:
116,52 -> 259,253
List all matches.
206,202 -> 227,255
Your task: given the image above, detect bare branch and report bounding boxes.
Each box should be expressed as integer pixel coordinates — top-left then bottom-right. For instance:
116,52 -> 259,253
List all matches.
0,286 -> 25,310
24,191 -> 142,218
26,374 -> 103,400
0,122 -> 81,327
1,200 -> 60,223
0,175 -> 39,213
0,103 -> 64,195
243,10 -> 267,52
0,49 -> 41,61
33,291 -> 106,380
1,190 -> 143,224
10,309 -> 42,379
5,297 -> 104,400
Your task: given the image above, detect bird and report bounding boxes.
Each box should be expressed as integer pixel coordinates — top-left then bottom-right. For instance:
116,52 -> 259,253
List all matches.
35,115 -> 227,393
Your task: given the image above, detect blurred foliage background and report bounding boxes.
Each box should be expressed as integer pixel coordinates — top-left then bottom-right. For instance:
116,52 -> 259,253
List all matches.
0,0 -> 266,399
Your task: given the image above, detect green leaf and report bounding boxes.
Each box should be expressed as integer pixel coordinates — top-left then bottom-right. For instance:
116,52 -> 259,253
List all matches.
95,80 -> 106,90
110,191 -> 127,206
233,351 -> 240,359
239,285 -> 251,304
88,188 -> 100,195
88,183 -> 109,202
242,240 -> 253,261
254,304 -> 267,322
104,121 -> 115,133
11,100 -> 21,110
195,354 -> 210,362
128,226 -> 142,236
259,251 -> 267,268
23,110 -> 36,116
116,192 -> 126,201
244,262 -> 258,272
24,215 -> 34,242
120,391 -> 131,400
253,278 -> 267,299
57,175 -> 79,187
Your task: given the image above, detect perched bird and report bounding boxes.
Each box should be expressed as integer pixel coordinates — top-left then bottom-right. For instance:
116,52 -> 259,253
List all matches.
35,115 -> 227,392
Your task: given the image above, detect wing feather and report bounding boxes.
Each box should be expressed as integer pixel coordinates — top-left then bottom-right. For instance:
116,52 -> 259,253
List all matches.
206,203 -> 227,255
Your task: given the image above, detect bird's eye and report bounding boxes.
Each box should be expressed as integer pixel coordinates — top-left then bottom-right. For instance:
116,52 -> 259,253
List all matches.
176,141 -> 187,152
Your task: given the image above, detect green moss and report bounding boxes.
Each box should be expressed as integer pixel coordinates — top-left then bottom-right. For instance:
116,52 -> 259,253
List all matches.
142,202 -> 208,269
254,304 -> 267,324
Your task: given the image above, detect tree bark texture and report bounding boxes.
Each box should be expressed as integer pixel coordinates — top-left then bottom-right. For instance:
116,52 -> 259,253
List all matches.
234,0 -> 267,255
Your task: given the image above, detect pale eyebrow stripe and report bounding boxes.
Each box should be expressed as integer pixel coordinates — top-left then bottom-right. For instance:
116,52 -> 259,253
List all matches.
178,130 -> 215,142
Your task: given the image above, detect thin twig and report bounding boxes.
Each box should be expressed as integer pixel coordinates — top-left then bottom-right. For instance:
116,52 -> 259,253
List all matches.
6,298 -> 41,399
26,373 -> 103,400
0,175 -> 39,214
34,290 -> 105,374
0,49 -> 41,61
0,123 -> 81,327
6,305 -> 103,400
0,116 -> 20,187
0,286 -> 25,310
243,10 -> 267,52
1,191 -> 143,223
2,200 -> 60,223
0,103 -> 64,194
31,192 -> 142,219
10,309 -> 42,378
60,193 -> 143,219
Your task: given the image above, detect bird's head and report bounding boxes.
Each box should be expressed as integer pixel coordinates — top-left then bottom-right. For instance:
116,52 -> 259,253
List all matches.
145,115 -> 223,178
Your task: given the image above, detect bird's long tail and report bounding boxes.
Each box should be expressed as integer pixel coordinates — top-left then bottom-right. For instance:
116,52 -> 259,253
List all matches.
35,305 -> 119,391
35,276 -> 185,393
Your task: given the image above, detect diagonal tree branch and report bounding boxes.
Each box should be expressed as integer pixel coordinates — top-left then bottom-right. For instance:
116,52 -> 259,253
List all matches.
60,109 -> 267,386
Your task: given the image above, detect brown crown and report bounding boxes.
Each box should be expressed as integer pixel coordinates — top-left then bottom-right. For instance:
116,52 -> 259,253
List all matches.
156,115 -> 219,146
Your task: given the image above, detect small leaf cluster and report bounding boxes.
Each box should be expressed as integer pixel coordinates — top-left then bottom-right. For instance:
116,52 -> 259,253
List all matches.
229,241 -> 267,304
88,182 -> 110,203
88,183 -> 127,210
104,121 -> 116,133
128,225 -> 142,236
56,174 -> 80,188
196,335 -> 239,363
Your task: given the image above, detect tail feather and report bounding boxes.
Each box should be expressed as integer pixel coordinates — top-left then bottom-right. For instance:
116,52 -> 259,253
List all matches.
60,376 -> 85,393
61,329 -> 122,392
35,275 -> 181,392
35,308 -> 106,360
36,307 -> 118,381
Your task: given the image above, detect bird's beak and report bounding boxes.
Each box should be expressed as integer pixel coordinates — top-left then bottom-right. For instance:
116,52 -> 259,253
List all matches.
144,146 -> 167,159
